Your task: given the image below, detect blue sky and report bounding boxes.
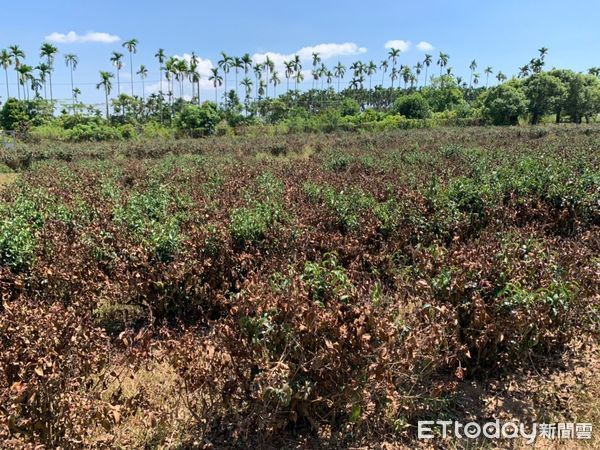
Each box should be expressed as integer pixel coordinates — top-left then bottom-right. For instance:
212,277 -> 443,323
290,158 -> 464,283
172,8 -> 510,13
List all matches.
1,0 -> 599,106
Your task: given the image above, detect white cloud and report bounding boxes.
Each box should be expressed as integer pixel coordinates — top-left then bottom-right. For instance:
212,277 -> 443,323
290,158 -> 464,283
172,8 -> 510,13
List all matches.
384,40 -> 411,52
45,31 -> 121,44
416,41 -> 434,52
252,42 -> 367,73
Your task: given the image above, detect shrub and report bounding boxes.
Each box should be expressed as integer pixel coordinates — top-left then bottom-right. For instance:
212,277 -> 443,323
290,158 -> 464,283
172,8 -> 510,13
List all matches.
340,98 -> 360,117
393,93 -> 432,119
0,216 -> 36,271
0,98 -> 30,132
67,123 -> 122,142
176,102 -> 220,136
323,151 -> 351,172
302,253 -> 353,304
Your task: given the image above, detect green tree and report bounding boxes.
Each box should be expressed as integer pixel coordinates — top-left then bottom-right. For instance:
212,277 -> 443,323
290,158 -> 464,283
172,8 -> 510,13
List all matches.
123,38 -> 139,95
155,48 -> 166,96
40,42 -> 58,103
36,63 -> 51,99
0,50 -> 13,99
482,81 -> 527,125
437,52 -> 449,77
209,67 -> 223,103
137,65 -> 148,101
333,62 -> 346,93
484,67 -> 493,87
469,59 -> 477,87
0,98 -> 29,130
423,54 -> 433,86
96,71 -> 114,119
218,52 -> 232,95
65,54 -> 79,112
393,92 -> 431,118
523,72 -> 566,124
9,45 -> 25,100
110,52 -> 124,96
388,48 -> 400,88
176,102 -> 219,136
557,71 -> 600,123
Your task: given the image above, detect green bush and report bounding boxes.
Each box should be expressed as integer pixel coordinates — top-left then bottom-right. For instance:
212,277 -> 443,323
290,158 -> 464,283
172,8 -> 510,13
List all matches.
67,123 -> 122,142
176,102 -> 220,136
482,83 -> 528,125
393,93 -> 432,119
339,98 -> 360,117
1,98 -> 31,131
302,253 -> 353,304
0,216 -> 36,271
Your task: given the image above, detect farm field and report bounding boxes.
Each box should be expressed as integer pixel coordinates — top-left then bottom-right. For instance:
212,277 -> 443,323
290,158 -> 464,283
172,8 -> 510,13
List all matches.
0,126 -> 599,448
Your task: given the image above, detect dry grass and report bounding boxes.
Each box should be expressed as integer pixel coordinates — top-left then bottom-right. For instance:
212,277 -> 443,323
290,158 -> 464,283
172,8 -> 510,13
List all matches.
89,357 -> 195,449
0,173 -> 18,187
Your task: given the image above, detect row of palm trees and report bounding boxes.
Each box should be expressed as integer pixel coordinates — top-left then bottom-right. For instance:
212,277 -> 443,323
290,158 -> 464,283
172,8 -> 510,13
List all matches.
0,41 -> 561,118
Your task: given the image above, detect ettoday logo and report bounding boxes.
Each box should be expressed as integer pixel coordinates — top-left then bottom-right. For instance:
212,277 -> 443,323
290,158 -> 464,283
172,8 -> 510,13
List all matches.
417,420 -> 593,443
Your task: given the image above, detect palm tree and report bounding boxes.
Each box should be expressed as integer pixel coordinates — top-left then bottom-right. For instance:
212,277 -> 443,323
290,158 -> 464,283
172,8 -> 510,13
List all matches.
208,67 -> 222,103
379,60 -> 388,87
473,73 -> 480,87
253,64 -> 262,100
326,70 -> 333,89
17,65 -> 33,100
311,52 -> 321,89
414,62 -> 423,87
111,52 -> 124,95
284,60 -> 294,92
0,50 -> 13,99
311,70 -> 319,91
334,62 -> 346,92
241,53 -> 252,75
292,55 -> 302,91
264,56 -> 274,98
36,63 -> 51,99
9,45 -> 25,100
164,57 -> 175,106
123,39 -> 139,95
496,71 -> 507,83
240,77 -> 252,115
72,87 -> 81,103
258,79 -> 266,98
366,61 -> 377,90
175,58 -> 188,99
233,57 -> 243,96
437,52 -> 449,77
31,77 -> 43,99
65,54 -> 78,112
40,43 -> 58,103
155,49 -> 166,95
518,64 -> 530,78
401,65 -> 412,89
484,67 -> 493,87
390,67 -> 399,89
538,47 -> 548,61
271,70 -> 280,97
423,54 -> 432,87
96,71 -> 114,119
137,65 -> 148,101
588,67 -> 600,78
217,52 -> 231,94
469,59 -> 477,87
388,48 -> 400,87
189,53 -> 201,103
294,70 -> 304,91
